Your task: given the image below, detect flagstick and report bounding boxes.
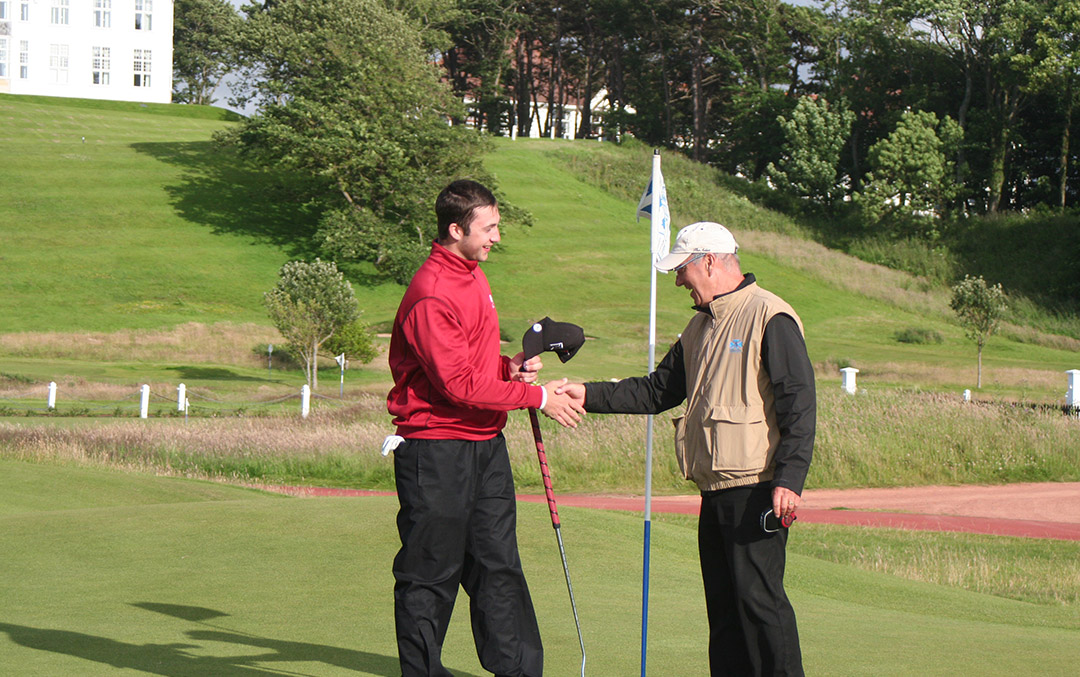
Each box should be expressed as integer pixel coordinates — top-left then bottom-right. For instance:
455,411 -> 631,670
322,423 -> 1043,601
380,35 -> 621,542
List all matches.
641,149 -> 661,677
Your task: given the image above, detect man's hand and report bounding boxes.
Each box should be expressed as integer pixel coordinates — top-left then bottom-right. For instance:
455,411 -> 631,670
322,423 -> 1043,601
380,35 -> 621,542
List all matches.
555,381 -> 586,408
509,352 -> 543,383
541,378 -> 585,428
772,486 -> 801,521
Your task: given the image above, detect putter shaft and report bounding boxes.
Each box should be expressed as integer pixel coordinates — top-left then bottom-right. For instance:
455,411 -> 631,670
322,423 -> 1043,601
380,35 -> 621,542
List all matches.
529,408 -> 586,676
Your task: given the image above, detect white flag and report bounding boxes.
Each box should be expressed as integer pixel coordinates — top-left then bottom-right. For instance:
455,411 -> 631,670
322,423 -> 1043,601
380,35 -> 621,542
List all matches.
335,353 -> 346,368
636,170 -> 671,264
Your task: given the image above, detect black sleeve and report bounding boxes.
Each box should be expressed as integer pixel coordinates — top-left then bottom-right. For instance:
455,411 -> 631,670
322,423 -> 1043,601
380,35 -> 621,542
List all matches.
583,339 -> 687,415
762,314 -> 816,495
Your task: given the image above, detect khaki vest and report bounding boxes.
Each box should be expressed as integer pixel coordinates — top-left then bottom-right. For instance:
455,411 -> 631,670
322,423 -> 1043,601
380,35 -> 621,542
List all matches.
672,282 -> 804,492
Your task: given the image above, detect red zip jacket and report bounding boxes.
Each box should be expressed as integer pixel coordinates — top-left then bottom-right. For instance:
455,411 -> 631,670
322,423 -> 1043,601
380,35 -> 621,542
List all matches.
387,243 -> 543,439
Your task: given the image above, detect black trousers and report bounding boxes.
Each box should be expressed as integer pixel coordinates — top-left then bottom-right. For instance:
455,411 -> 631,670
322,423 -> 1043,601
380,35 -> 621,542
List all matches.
393,435 -> 543,677
699,484 -> 804,677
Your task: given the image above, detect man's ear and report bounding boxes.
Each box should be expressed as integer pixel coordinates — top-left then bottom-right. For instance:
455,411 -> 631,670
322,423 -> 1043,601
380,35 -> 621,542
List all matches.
446,222 -> 464,242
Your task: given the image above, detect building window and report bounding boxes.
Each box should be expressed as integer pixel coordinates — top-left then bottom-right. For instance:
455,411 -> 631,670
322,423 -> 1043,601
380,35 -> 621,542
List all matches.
133,48 -> 150,87
50,0 -> 69,25
19,40 -> 28,78
92,46 -> 110,85
20,1 -> 28,21
50,44 -> 69,84
0,38 -> 7,78
134,0 -> 151,31
0,2 -> 9,21
94,0 -> 111,28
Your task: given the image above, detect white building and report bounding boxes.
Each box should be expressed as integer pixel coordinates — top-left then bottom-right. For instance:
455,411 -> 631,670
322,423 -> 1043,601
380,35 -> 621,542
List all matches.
464,89 -> 630,141
0,0 -> 173,104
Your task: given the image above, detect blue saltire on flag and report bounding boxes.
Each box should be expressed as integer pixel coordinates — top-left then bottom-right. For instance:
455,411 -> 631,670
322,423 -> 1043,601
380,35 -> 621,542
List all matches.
637,172 -> 670,264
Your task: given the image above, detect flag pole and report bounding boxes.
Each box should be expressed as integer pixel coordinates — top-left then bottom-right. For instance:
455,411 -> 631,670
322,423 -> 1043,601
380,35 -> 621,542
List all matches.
641,149 -> 661,677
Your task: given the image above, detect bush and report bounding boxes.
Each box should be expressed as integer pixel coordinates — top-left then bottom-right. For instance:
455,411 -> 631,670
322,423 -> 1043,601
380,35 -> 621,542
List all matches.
323,319 -> 378,365
894,327 -> 944,344
846,235 -> 958,284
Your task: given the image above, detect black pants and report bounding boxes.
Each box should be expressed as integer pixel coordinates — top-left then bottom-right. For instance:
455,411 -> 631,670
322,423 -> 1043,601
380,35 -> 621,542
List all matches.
393,435 -> 543,677
699,484 -> 803,677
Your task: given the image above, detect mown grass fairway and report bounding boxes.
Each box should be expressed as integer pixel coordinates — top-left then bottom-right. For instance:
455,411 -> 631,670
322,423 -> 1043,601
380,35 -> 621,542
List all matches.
2,461 -> 1078,676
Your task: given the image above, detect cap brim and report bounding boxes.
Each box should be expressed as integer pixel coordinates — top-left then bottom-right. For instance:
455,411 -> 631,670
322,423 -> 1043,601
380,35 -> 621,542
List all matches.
654,251 -> 692,273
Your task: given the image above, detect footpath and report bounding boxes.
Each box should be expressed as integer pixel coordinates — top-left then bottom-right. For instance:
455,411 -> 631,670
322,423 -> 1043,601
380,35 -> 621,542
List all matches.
261,481 -> 1080,541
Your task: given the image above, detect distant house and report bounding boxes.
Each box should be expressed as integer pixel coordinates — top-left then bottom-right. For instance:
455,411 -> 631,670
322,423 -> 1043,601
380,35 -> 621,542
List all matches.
462,88 -> 614,141
0,0 -> 173,104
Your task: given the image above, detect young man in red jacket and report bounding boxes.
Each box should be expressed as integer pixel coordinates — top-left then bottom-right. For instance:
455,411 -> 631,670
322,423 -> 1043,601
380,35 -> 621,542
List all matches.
387,179 -> 584,677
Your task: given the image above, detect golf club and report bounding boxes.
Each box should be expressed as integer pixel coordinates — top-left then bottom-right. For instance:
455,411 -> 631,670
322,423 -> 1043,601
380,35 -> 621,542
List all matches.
529,407 -> 586,677
522,317 -> 587,677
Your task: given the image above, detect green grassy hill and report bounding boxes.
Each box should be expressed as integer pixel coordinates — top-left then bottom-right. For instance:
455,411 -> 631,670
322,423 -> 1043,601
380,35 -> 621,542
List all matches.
1,94 -> 1077,403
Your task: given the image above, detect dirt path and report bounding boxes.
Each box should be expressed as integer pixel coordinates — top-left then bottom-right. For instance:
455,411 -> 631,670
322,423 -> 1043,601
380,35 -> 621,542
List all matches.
258,482 -> 1080,541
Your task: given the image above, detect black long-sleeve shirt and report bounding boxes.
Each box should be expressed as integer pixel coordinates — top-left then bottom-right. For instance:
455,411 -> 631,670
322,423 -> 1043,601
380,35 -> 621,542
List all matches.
584,274 -> 816,494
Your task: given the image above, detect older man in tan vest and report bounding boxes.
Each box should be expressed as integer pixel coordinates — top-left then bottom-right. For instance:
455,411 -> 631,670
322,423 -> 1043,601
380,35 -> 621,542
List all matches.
561,222 -> 816,676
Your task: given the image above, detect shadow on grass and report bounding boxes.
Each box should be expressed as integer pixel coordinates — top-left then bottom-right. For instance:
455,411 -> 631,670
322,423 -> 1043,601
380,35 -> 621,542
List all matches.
2,606 -> 479,677
129,140 -> 323,260
130,139 -> 395,288
165,366 -> 266,382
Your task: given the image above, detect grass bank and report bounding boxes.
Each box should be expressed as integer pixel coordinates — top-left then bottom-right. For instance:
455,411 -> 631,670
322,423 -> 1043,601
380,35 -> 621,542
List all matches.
2,387 -> 1077,493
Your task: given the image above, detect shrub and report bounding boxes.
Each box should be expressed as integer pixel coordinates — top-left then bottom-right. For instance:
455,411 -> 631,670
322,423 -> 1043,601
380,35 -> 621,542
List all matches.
894,327 -> 944,344
323,319 -> 378,365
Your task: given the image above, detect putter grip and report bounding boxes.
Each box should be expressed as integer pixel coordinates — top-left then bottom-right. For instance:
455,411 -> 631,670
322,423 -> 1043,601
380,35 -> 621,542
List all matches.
529,409 -> 561,527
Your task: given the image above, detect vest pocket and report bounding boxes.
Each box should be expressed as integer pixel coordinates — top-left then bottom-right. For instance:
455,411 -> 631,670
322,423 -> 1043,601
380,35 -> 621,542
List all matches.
707,404 -> 767,473
671,414 -> 690,479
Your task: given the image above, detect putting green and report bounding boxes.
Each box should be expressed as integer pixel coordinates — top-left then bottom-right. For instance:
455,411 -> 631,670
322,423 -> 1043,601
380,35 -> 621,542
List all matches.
1,460 -> 1077,675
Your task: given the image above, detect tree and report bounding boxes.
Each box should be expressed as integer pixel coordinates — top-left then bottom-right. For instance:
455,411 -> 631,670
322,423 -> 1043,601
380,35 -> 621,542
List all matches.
221,0 -> 486,283
441,0 -> 526,134
1014,0 -> 1080,210
323,319 -> 379,366
858,109 -> 963,236
172,0 -> 241,106
892,0 -> 1041,213
950,274 -> 1006,388
766,95 -> 855,205
264,259 -> 360,389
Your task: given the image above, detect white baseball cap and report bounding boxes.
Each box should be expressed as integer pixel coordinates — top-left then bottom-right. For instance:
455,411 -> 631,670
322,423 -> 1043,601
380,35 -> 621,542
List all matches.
654,221 -> 739,272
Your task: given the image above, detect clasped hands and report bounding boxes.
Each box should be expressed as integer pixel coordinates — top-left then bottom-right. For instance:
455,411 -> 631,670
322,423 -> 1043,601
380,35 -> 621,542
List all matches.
509,352 -> 586,428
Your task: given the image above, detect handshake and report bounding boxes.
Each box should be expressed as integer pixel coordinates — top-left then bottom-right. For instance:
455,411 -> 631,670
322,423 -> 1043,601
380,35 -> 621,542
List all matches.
510,352 -> 586,428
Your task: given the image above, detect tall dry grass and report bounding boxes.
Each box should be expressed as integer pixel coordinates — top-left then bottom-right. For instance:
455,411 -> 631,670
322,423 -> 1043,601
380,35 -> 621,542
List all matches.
0,322 -> 281,366
740,231 -> 952,321
795,524 -> 1080,606
813,388 -> 1080,486
2,386 -> 1077,492
743,231 -> 1080,353
815,360 -> 1070,394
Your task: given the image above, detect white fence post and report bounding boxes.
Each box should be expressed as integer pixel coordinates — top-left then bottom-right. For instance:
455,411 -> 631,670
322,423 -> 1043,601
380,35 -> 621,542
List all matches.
840,367 -> 859,395
1066,370 -> 1080,415
140,384 -> 150,419
963,389 -> 972,403
301,384 -> 311,419
47,382 -> 57,409
177,383 -> 186,411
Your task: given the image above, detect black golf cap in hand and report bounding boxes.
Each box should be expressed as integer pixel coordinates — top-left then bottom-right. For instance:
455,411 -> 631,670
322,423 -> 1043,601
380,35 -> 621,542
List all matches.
522,317 -> 585,363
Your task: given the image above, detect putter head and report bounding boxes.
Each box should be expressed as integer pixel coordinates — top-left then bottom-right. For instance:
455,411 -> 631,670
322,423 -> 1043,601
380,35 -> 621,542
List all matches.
522,317 -> 585,363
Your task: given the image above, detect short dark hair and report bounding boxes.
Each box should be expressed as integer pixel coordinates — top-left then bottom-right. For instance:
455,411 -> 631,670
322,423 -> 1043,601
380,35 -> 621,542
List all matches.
436,180 -> 497,240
